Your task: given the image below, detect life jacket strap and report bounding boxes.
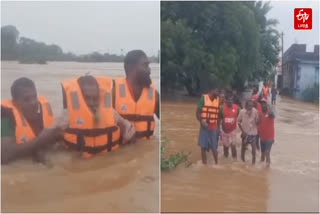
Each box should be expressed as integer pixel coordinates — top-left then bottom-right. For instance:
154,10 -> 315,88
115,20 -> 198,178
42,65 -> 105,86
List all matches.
121,114 -> 154,122
65,126 -> 118,136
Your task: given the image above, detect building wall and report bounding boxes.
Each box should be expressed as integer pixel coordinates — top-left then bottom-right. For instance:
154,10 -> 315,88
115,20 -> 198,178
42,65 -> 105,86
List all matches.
282,62 -> 296,95
294,63 -> 319,98
282,63 -> 291,89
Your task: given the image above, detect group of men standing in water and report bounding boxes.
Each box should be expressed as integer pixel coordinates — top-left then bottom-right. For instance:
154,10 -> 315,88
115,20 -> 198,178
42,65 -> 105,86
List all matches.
197,81 -> 276,167
1,50 -> 159,165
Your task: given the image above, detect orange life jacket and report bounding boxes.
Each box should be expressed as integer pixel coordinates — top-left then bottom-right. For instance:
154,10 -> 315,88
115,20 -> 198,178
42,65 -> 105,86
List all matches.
1,95 -> 54,144
201,94 -> 220,124
114,77 -> 156,142
263,86 -> 269,97
62,76 -> 120,157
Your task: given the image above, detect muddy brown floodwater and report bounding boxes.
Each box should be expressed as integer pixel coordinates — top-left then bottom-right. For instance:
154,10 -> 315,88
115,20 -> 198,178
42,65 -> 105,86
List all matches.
161,95 -> 319,212
1,61 -> 160,213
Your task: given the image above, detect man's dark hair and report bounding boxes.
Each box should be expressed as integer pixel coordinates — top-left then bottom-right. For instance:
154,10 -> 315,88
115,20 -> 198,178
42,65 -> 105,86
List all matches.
78,75 -> 98,88
124,50 -> 147,75
225,91 -> 233,100
11,77 -> 36,100
245,99 -> 254,107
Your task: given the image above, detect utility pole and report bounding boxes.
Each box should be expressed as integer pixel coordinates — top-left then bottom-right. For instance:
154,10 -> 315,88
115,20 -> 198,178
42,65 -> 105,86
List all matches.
281,32 -> 284,62
280,32 -> 284,90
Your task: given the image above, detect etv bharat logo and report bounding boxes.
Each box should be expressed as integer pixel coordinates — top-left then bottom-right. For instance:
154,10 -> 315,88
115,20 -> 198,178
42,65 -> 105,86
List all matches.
294,8 -> 312,30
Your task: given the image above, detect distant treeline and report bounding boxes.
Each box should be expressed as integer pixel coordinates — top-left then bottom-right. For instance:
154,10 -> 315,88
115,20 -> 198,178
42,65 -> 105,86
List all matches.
1,25 -> 159,64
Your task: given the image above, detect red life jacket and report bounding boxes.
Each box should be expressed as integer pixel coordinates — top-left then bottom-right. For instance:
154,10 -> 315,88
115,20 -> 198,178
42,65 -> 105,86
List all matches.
222,103 -> 238,133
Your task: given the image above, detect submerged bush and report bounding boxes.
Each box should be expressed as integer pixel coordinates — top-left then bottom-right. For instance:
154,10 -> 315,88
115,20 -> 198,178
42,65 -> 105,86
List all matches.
161,138 -> 188,171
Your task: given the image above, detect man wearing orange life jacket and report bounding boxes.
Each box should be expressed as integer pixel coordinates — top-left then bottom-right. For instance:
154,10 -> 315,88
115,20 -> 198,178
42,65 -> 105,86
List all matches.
113,50 -> 159,143
262,81 -> 270,100
1,78 -> 65,165
61,75 -> 135,158
196,86 -> 220,164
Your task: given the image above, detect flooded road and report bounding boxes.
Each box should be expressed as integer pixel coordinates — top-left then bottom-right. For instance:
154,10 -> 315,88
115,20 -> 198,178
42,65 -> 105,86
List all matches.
161,95 -> 319,212
1,61 -> 160,213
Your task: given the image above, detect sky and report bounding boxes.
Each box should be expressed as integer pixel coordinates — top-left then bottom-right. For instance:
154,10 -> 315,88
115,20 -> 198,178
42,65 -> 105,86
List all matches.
267,0 -> 319,53
1,1 -> 160,56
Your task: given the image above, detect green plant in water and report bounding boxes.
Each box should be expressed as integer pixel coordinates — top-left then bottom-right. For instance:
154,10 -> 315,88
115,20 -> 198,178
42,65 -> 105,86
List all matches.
161,138 -> 188,171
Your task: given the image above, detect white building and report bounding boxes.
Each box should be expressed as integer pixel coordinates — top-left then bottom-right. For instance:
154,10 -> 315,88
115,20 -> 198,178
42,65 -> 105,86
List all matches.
281,44 -> 319,99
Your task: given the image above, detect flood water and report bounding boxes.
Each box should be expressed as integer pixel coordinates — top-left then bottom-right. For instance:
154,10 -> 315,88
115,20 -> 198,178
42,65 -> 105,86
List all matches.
1,61 -> 160,213
161,95 -> 319,212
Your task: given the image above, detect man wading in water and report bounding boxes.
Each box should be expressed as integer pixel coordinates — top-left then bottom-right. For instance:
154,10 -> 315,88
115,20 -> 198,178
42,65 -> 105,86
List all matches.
196,87 -> 220,164
61,75 -> 135,158
113,50 -> 160,144
258,100 -> 275,167
220,92 -> 239,159
238,100 -> 260,164
1,78 -> 67,165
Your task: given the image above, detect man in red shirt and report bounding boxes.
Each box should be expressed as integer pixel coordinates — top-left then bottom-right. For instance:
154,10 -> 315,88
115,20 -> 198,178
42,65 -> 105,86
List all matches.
259,100 -> 275,167
220,92 -> 239,159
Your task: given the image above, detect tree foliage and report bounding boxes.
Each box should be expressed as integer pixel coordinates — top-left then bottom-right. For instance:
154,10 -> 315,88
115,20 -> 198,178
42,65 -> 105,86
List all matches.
1,25 -> 19,60
161,1 -> 280,95
18,37 -> 64,62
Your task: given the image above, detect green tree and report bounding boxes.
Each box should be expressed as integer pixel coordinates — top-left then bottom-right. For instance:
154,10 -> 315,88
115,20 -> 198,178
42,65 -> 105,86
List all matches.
248,1 -> 280,81
1,25 -> 19,60
161,1 -> 280,95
